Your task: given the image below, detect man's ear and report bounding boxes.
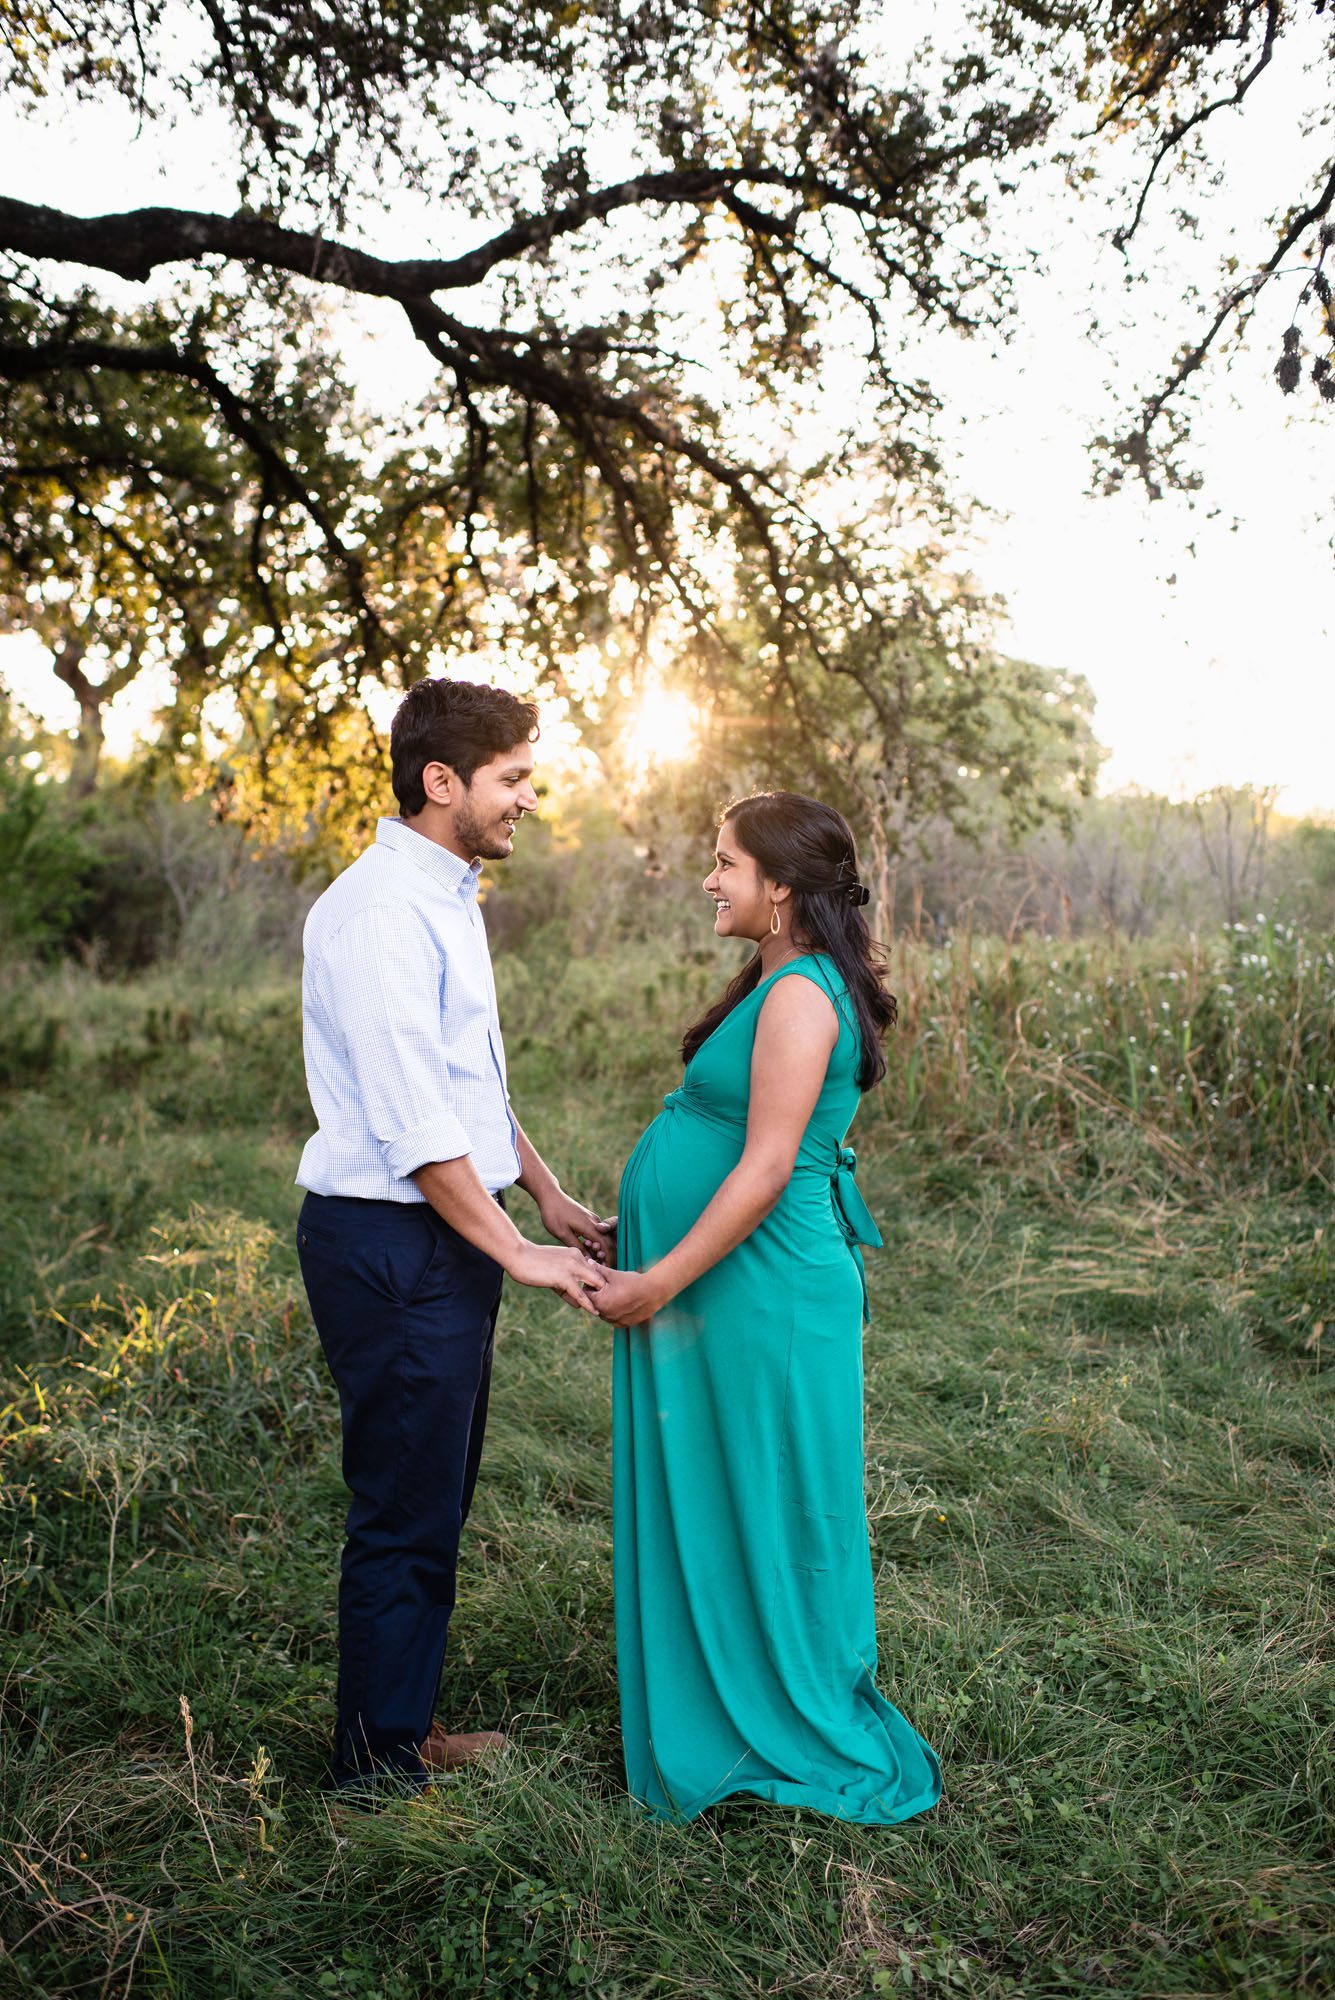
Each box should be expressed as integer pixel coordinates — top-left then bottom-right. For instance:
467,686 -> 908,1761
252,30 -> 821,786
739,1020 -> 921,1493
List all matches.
421,760 -> 458,806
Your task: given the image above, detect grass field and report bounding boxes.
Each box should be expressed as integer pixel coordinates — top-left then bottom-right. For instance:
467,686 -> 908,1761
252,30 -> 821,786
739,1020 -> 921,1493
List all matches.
1,925 -> 1332,1999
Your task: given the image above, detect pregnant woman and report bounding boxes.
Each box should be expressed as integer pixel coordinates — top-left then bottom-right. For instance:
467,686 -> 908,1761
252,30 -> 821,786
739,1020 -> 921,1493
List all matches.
594,791 -> 941,1825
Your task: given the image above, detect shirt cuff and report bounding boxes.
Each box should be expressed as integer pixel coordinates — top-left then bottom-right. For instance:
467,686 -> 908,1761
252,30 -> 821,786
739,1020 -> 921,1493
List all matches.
382,1113 -> 473,1182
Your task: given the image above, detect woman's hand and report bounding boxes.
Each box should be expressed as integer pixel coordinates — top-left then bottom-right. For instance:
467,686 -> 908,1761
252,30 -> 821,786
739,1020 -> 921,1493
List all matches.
594,1267 -> 667,1328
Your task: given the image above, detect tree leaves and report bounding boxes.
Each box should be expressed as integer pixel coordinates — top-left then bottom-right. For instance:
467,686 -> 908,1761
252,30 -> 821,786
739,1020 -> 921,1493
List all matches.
0,0 -> 1329,829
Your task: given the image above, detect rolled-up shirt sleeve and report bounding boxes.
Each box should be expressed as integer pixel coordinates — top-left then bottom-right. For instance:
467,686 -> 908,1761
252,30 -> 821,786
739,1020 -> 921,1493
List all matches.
317,904 -> 472,1181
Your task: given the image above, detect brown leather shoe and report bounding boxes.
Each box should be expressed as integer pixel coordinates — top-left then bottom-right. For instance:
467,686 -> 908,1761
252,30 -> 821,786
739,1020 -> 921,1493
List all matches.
420,1722 -> 506,1773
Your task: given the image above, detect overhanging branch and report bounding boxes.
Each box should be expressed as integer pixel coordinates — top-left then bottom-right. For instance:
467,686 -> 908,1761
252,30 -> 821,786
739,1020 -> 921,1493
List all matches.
0,160 -> 906,303
1110,0 -> 1282,251
1104,158 -> 1335,492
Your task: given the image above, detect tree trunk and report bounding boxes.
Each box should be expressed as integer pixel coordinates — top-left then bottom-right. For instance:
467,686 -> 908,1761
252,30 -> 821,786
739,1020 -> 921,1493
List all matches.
49,636 -> 101,796
48,632 -> 138,796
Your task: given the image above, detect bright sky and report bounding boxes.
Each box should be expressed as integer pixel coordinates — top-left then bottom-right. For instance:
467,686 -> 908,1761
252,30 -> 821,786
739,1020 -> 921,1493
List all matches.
2,20 -> 1333,815
933,278 -> 1334,816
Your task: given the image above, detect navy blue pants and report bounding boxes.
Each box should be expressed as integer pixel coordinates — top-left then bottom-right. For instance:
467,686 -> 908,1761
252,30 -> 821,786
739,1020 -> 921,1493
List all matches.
297,1191 -> 504,1789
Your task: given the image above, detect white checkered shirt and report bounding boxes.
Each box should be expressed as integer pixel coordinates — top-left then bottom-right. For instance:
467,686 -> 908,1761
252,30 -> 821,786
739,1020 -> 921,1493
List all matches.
296,816 -> 521,1201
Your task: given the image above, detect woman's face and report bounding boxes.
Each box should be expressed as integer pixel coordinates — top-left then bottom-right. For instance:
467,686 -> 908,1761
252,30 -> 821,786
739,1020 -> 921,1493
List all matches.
703,820 -> 780,942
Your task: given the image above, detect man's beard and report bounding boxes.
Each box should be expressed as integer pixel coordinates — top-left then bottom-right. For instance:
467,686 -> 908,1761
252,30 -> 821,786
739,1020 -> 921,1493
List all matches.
455,797 -> 516,860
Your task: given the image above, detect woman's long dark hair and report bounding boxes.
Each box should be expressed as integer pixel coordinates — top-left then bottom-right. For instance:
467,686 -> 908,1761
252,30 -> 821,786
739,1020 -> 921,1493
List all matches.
681,791 -> 896,1091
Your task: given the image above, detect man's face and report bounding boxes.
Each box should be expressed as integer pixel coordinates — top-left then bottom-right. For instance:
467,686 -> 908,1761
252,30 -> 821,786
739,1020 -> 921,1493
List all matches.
453,742 -> 539,860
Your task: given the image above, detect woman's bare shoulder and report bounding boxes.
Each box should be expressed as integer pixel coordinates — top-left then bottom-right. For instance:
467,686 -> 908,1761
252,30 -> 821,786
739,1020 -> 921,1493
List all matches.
754,962 -> 840,1038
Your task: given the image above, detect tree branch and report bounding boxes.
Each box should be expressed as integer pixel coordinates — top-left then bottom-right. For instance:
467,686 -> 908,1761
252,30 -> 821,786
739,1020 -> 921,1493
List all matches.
400,296 -> 794,608
1103,157 -> 1335,492
1111,0 -> 1282,252
0,132 -> 973,308
0,173 -> 810,298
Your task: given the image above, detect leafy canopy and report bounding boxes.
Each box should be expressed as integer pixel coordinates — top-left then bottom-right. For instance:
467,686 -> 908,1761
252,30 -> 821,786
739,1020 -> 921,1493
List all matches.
0,1 -> 1328,827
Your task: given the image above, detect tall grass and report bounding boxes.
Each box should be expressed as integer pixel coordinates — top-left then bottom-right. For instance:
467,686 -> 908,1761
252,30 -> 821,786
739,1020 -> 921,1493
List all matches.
883,917 -> 1334,1193
1,924 -> 1332,1997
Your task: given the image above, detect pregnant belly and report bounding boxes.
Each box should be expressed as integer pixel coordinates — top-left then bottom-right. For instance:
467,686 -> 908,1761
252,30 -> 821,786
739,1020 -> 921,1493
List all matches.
618,1106 -> 743,1267
618,1104 -> 853,1281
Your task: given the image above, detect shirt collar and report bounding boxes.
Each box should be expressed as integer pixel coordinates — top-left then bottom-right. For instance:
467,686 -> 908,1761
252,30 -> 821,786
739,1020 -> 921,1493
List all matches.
375,816 -> 482,901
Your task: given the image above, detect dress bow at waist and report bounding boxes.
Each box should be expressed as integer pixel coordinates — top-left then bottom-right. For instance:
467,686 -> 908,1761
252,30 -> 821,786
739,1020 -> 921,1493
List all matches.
830,1146 -> 882,1322
831,1146 -> 882,1252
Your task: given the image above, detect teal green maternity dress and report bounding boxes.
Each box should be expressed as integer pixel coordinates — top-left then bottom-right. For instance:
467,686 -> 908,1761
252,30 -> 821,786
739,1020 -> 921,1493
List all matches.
612,953 -> 942,1824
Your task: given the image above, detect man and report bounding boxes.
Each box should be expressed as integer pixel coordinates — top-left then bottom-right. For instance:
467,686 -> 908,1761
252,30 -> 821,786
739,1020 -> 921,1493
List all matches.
296,677 -> 611,1795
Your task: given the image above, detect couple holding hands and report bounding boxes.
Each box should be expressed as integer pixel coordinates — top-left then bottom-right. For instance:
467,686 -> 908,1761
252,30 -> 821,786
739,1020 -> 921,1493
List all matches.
296,676 -> 940,1825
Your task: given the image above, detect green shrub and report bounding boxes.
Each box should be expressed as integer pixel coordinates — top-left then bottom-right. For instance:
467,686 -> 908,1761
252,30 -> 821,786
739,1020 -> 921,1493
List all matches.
0,994 -> 65,1087
0,758 -> 99,955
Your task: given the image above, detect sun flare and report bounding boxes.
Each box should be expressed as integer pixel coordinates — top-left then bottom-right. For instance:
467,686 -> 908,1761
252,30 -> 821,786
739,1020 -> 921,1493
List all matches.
623,684 -> 699,771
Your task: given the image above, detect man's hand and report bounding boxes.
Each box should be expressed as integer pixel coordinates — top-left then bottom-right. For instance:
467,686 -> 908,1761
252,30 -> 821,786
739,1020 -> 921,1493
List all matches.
506,1241 -> 609,1313
594,1266 -> 667,1329
538,1188 -> 617,1265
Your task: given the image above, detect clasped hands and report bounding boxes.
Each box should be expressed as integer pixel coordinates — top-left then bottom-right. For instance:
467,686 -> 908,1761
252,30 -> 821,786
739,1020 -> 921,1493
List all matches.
537,1188 -> 664,1328
584,1263 -> 665,1329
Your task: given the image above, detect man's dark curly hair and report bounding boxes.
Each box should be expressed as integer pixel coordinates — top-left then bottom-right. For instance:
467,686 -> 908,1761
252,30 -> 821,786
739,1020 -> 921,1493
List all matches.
390,678 -> 539,817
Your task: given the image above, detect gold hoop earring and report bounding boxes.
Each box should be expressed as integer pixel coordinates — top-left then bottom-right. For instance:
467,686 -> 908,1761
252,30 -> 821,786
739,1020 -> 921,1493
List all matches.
769,905 -> 782,936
